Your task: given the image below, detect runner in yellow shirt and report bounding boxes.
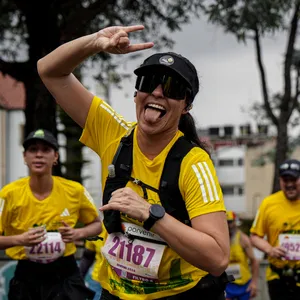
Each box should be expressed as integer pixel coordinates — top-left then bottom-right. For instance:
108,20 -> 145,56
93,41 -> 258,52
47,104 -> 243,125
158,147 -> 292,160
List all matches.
37,25 -> 231,299
225,211 -> 259,300
0,129 -> 102,300
250,159 -> 300,300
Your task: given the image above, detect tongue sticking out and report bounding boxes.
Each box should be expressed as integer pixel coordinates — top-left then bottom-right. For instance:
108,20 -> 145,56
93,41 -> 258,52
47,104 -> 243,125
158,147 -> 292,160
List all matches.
144,108 -> 162,123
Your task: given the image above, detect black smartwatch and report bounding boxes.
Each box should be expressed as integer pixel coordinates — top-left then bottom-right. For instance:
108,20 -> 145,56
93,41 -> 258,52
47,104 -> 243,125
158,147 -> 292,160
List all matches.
143,204 -> 165,231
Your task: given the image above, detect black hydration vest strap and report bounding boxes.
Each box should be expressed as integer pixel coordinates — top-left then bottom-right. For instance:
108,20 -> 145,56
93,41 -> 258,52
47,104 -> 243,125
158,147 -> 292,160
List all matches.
159,136 -> 195,225
103,128 -> 196,233
102,129 -> 134,233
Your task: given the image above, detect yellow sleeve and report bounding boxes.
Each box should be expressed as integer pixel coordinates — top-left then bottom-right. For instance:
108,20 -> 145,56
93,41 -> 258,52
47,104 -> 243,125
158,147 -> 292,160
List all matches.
85,240 -> 96,252
78,187 -> 99,224
250,198 -> 268,237
180,149 -> 226,220
0,187 -> 10,235
79,96 -> 133,157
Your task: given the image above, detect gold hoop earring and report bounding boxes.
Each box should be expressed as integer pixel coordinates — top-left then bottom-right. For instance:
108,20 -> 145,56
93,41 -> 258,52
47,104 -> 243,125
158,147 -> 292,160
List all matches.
187,104 -> 193,111
53,161 -> 58,166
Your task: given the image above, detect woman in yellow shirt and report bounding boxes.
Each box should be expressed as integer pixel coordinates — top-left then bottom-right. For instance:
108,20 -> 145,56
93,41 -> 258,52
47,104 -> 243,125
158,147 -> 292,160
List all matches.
0,129 -> 102,300
37,25 -> 231,299
226,211 -> 259,300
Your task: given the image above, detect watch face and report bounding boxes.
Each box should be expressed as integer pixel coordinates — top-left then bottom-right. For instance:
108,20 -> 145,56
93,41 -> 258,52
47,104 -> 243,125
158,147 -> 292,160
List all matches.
151,204 -> 165,219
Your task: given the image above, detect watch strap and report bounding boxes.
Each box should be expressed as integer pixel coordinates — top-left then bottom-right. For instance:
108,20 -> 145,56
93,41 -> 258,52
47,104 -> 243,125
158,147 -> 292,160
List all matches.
143,216 -> 157,231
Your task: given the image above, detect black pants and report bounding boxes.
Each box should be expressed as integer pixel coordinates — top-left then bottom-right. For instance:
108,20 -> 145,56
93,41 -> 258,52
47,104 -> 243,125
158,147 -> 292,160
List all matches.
8,255 -> 95,300
100,274 -> 226,300
268,279 -> 300,300
100,288 -> 225,300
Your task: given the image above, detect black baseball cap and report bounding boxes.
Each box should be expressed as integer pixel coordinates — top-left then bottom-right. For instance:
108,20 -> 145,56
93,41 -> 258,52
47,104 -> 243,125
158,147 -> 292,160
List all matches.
23,129 -> 59,151
134,52 -> 199,101
279,159 -> 300,178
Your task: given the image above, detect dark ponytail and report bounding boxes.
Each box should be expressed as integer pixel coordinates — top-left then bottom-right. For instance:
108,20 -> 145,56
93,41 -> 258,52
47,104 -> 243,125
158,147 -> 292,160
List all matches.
172,54 -> 210,154
179,113 -> 210,155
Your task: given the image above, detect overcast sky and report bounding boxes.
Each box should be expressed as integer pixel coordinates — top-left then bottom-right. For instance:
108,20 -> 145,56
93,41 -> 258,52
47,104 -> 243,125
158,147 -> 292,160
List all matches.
86,15 -> 287,136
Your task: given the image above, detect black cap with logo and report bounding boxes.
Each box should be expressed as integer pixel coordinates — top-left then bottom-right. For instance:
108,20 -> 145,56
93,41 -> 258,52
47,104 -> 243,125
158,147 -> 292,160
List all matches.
279,159 -> 300,178
23,129 -> 59,151
134,52 -> 199,101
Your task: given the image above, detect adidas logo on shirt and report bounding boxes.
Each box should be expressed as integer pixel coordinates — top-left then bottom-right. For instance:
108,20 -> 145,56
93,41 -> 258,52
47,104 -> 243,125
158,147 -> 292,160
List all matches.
60,208 -> 70,217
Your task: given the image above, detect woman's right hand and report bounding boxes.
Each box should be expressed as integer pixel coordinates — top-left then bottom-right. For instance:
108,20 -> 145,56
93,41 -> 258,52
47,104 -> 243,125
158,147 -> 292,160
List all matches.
95,25 -> 154,54
267,246 -> 287,259
17,228 -> 46,247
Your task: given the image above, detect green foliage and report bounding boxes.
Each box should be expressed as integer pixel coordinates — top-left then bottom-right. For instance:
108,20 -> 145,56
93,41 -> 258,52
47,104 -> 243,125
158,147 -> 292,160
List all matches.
0,1 -> 25,59
202,0 -> 293,41
0,0 -> 204,60
292,49 -> 300,69
57,106 -> 85,183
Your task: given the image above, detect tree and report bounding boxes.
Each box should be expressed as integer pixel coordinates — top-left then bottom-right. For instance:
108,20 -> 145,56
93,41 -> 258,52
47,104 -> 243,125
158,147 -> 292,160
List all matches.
201,0 -> 300,192
0,0 -> 203,180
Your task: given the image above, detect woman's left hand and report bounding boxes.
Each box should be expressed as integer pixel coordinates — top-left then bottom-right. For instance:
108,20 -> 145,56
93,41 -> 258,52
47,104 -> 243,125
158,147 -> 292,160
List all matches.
58,221 -> 83,243
246,280 -> 258,298
100,187 -> 151,222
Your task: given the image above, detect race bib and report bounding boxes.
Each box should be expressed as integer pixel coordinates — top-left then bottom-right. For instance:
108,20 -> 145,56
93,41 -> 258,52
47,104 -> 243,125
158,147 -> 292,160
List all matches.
25,232 -> 65,264
279,234 -> 300,260
102,223 -> 166,282
226,263 -> 241,279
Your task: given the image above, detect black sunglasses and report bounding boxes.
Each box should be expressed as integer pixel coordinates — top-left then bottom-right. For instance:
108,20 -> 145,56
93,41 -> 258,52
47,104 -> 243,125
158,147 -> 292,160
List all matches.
280,163 -> 300,172
135,73 -> 191,100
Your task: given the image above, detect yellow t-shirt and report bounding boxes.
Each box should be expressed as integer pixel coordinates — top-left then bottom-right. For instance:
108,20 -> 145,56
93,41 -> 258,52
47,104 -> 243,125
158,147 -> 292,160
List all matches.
85,238 -> 103,282
0,176 -> 99,260
227,231 -> 251,285
80,96 -> 226,300
250,190 -> 300,281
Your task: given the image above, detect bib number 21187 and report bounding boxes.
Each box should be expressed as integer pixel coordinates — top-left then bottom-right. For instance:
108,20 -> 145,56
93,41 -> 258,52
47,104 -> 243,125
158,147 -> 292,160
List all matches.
102,233 -> 165,282
109,235 -> 155,267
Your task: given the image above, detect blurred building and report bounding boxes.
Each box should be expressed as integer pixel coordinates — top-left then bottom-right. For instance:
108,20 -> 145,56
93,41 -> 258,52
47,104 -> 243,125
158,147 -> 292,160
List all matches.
199,123 -> 300,219
0,73 -> 27,187
213,145 -> 246,213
